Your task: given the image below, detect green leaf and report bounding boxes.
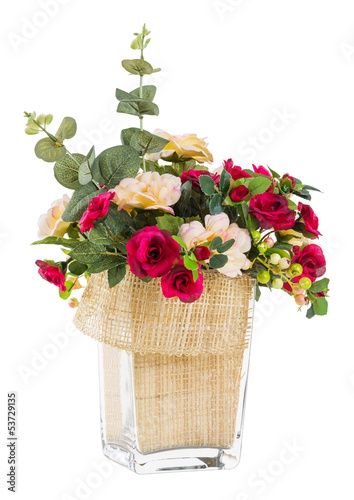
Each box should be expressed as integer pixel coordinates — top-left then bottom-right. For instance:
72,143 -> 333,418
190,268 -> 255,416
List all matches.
248,176 -> 272,195
209,254 -> 228,269
183,255 -> 199,271
62,184 -> 105,222
220,169 -> 231,196
35,138 -> 66,163
209,237 -> 223,251
239,202 -> 249,226
87,255 -> 126,274
310,278 -> 330,293
267,166 -> 280,178
31,236 -> 81,248
293,189 -> 312,201
130,130 -> 169,155
266,248 -> 290,259
156,214 -> 184,235
255,284 -> 261,301
121,127 -> 140,146
302,184 -> 322,193
56,117 -> 77,142
209,193 -> 223,215
79,146 -> 95,185
117,97 -> 159,117
217,239 -> 235,253
199,175 -> 216,196
69,241 -> 106,264
54,153 -> 85,189
287,199 -> 298,210
68,261 -> 88,276
92,146 -> 140,189
130,85 -> 157,101
172,235 -> 187,250
88,226 -> 113,245
59,280 -> 74,300
104,206 -> 134,234
306,304 -> 316,319
192,269 -> 199,282
313,296 -> 328,316
108,265 -> 126,288
121,59 -> 155,75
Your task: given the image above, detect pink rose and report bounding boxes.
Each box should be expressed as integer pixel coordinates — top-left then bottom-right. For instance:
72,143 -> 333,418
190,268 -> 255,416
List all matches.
180,169 -> 220,189
298,202 -> 322,239
193,246 -> 210,261
36,260 -> 66,292
249,192 -> 296,231
79,191 -> 115,233
161,260 -> 204,303
229,185 -> 249,202
127,226 -> 180,279
223,159 -> 252,181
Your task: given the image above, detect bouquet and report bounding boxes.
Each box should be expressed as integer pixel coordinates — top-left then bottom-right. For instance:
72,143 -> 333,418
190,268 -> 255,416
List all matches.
25,25 -> 329,319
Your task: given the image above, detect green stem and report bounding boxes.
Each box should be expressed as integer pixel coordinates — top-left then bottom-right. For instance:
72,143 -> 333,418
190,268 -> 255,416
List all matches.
139,28 -> 146,173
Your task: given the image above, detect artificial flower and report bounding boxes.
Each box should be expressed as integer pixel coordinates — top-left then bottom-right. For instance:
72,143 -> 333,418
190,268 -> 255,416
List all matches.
249,192 -> 296,231
222,159 -> 252,181
36,260 -> 66,292
146,130 -> 213,164
113,171 -> 181,214
281,173 -> 296,189
161,260 -> 204,303
193,246 -> 211,261
80,191 -> 115,233
229,185 -> 249,202
252,164 -> 275,192
298,202 -> 322,239
38,194 -> 71,238
127,226 -> 180,279
283,244 -> 326,292
180,169 -> 220,189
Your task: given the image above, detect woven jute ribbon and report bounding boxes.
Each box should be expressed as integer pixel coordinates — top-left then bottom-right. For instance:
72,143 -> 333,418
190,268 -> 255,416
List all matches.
74,270 -> 255,453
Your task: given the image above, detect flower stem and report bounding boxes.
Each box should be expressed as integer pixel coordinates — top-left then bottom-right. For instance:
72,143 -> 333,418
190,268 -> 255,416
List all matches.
139,26 -> 146,173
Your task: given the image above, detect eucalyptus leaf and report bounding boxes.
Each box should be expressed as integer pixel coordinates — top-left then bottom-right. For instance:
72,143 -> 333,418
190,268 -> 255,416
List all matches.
54,153 -> 85,189
79,146 -> 95,185
121,127 -> 140,146
117,98 -> 159,117
35,138 -> 66,163
92,145 -> 140,189
130,130 -> 168,155
121,59 -> 154,75
56,117 -> 77,142
131,85 -> 157,101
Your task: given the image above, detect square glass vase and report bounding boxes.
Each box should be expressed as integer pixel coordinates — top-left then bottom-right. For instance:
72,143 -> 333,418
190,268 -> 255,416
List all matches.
98,315 -> 254,474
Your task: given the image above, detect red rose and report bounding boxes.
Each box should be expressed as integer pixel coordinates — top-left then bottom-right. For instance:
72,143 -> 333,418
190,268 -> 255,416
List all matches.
161,260 -> 204,303
281,174 -> 296,189
79,191 -> 115,233
36,260 -> 66,292
298,202 -> 322,239
223,159 -> 252,181
180,169 -> 220,189
127,226 -> 180,279
283,244 -> 326,292
229,185 -> 250,202
249,192 -> 296,231
194,246 -> 211,261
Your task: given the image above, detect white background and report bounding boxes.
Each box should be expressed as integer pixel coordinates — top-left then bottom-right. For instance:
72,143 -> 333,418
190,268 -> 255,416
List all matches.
1,0 -> 354,499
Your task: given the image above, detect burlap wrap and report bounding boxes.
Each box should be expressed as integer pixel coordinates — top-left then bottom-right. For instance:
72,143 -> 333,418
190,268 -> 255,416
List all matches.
74,270 -> 255,454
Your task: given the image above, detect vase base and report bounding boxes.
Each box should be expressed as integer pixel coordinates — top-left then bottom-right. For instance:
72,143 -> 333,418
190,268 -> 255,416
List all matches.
102,443 -> 241,474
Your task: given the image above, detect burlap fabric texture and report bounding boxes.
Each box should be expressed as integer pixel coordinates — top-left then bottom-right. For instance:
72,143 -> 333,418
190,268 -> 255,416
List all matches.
74,270 -> 254,454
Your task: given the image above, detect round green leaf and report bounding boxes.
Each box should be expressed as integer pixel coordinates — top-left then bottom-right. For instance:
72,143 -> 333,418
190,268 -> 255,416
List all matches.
121,59 -> 154,75
35,137 -> 66,163
56,117 -> 77,142
54,153 -> 85,189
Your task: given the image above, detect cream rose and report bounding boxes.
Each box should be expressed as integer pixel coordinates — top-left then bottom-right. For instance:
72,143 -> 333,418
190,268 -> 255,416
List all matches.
38,194 -> 71,238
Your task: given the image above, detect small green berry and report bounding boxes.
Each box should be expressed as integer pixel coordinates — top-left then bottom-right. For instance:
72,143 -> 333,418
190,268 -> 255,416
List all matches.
270,253 -> 281,265
257,270 -> 270,284
299,277 -> 311,290
257,242 -> 268,253
289,263 -> 303,277
252,231 -> 261,243
272,278 -> 283,289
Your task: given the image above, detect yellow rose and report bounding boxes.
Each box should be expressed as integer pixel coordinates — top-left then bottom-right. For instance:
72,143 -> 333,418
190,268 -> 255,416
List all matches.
146,129 -> 213,164
113,171 -> 181,214
38,194 -> 71,238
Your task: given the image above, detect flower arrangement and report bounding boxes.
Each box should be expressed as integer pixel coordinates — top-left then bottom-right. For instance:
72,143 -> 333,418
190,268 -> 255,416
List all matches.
25,25 -> 329,318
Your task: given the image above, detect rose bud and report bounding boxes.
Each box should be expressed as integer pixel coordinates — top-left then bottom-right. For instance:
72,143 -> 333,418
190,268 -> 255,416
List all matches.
193,246 -> 211,261
229,185 -> 250,203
